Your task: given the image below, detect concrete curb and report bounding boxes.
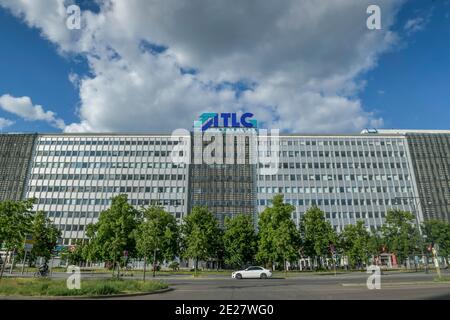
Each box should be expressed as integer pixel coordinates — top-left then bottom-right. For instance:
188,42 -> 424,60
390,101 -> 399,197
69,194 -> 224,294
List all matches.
0,287 -> 173,300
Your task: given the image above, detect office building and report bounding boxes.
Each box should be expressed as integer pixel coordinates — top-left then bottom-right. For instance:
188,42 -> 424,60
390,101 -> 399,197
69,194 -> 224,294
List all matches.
0,127 -> 449,245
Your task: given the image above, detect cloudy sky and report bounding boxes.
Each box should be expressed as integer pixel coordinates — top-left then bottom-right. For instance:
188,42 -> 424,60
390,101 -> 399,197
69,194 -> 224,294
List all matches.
0,0 -> 449,133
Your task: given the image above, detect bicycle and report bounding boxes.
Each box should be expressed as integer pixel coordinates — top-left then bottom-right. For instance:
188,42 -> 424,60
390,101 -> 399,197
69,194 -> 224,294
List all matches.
34,264 -> 50,278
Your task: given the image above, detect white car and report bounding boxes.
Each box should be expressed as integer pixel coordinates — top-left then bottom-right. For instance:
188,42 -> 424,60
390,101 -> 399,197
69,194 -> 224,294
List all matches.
232,266 -> 272,279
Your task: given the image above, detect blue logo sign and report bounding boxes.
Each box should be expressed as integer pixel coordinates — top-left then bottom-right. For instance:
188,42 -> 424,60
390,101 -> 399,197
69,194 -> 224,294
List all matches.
196,113 -> 257,131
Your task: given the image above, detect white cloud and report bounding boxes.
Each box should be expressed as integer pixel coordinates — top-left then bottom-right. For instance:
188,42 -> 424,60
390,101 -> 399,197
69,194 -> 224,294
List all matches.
0,94 -> 66,129
0,117 -> 14,129
404,17 -> 427,33
0,0 -> 406,133
404,9 -> 433,35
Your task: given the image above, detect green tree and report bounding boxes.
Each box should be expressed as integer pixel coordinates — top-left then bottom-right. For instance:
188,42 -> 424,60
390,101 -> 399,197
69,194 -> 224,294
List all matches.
68,243 -> 83,266
422,220 -> 450,264
273,219 -> 301,273
211,227 -> 225,270
84,224 -> 103,263
0,199 -> 34,279
63,240 -> 89,266
136,206 -> 179,280
340,221 -> 372,269
86,195 -> 140,278
29,211 -> 61,264
300,205 -> 337,269
381,209 -> 421,265
181,206 -> 221,275
257,194 -> 300,270
367,232 -> 384,258
223,214 -> 257,268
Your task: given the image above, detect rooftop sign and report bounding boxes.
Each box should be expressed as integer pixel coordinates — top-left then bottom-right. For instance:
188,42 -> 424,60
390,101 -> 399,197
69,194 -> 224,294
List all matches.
195,113 -> 257,131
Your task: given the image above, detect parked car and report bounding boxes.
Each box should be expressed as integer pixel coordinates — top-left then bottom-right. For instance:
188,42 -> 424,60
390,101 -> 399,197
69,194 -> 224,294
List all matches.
231,266 -> 272,279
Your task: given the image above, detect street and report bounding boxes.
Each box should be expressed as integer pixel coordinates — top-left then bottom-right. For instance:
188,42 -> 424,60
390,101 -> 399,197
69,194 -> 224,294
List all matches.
2,270 -> 450,300
110,272 -> 450,300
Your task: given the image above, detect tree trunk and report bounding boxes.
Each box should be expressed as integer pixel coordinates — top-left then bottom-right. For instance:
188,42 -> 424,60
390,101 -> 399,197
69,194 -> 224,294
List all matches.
284,259 -> 287,275
0,249 -> 10,280
152,248 -> 157,278
112,258 -> 116,278
194,257 -> 198,277
143,257 -> 147,282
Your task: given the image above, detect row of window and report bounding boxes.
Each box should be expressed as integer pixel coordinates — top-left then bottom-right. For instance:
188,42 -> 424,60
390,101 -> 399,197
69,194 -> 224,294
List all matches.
258,186 -> 413,194
259,198 -> 413,206
291,211 -> 387,220
259,150 -> 406,158
57,224 -> 86,232
46,211 -> 99,218
257,174 -> 411,182
29,186 -> 186,193
263,139 -> 403,147
324,212 -> 386,219
38,139 -> 186,146
36,198 -> 185,206
192,188 -> 253,194
45,210 -> 183,219
193,200 -> 255,207
38,138 -> 403,147
30,174 -> 186,181
33,162 -> 186,169
260,162 -> 408,170
35,150 -> 183,157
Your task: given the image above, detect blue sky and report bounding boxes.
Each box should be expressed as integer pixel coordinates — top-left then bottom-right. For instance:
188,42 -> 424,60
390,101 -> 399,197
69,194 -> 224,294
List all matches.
0,0 -> 449,133
360,0 -> 450,130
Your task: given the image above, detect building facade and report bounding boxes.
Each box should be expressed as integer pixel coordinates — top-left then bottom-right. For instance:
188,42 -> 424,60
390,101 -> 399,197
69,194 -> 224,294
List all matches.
0,133 -> 37,201
27,134 -> 190,245
257,134 -> 420,232
0,129 -> 449,245
405,133 -> 450,222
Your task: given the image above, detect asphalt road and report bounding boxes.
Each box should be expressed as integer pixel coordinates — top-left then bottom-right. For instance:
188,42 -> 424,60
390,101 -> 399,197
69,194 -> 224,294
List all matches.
112,272 -> 450,300
4,271 -> 450,300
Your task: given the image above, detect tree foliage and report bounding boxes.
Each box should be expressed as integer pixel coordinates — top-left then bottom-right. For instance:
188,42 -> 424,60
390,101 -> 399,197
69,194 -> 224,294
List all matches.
0,199 -> 36,279
86,195 -> 140,276
0,199 -> 34,251
300,205 -> 337,266
223,214 -> 257,268
136,205 -> 179,265
422,219 -> 450,258
381,209 -> 421,264
340,220 -> 372,268
29,211 -> 61,263
181,206 -> 221,273
63,240 -> 87,265
257,194 -> 300,269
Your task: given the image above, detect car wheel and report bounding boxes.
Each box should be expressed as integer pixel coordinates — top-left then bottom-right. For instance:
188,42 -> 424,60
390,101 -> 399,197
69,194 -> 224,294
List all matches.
260,273 -> 267,279
236,273 -> 242,279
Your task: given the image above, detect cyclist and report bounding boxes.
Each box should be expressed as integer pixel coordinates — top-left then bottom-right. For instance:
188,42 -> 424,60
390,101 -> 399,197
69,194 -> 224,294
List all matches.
36,262 -> 49,277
